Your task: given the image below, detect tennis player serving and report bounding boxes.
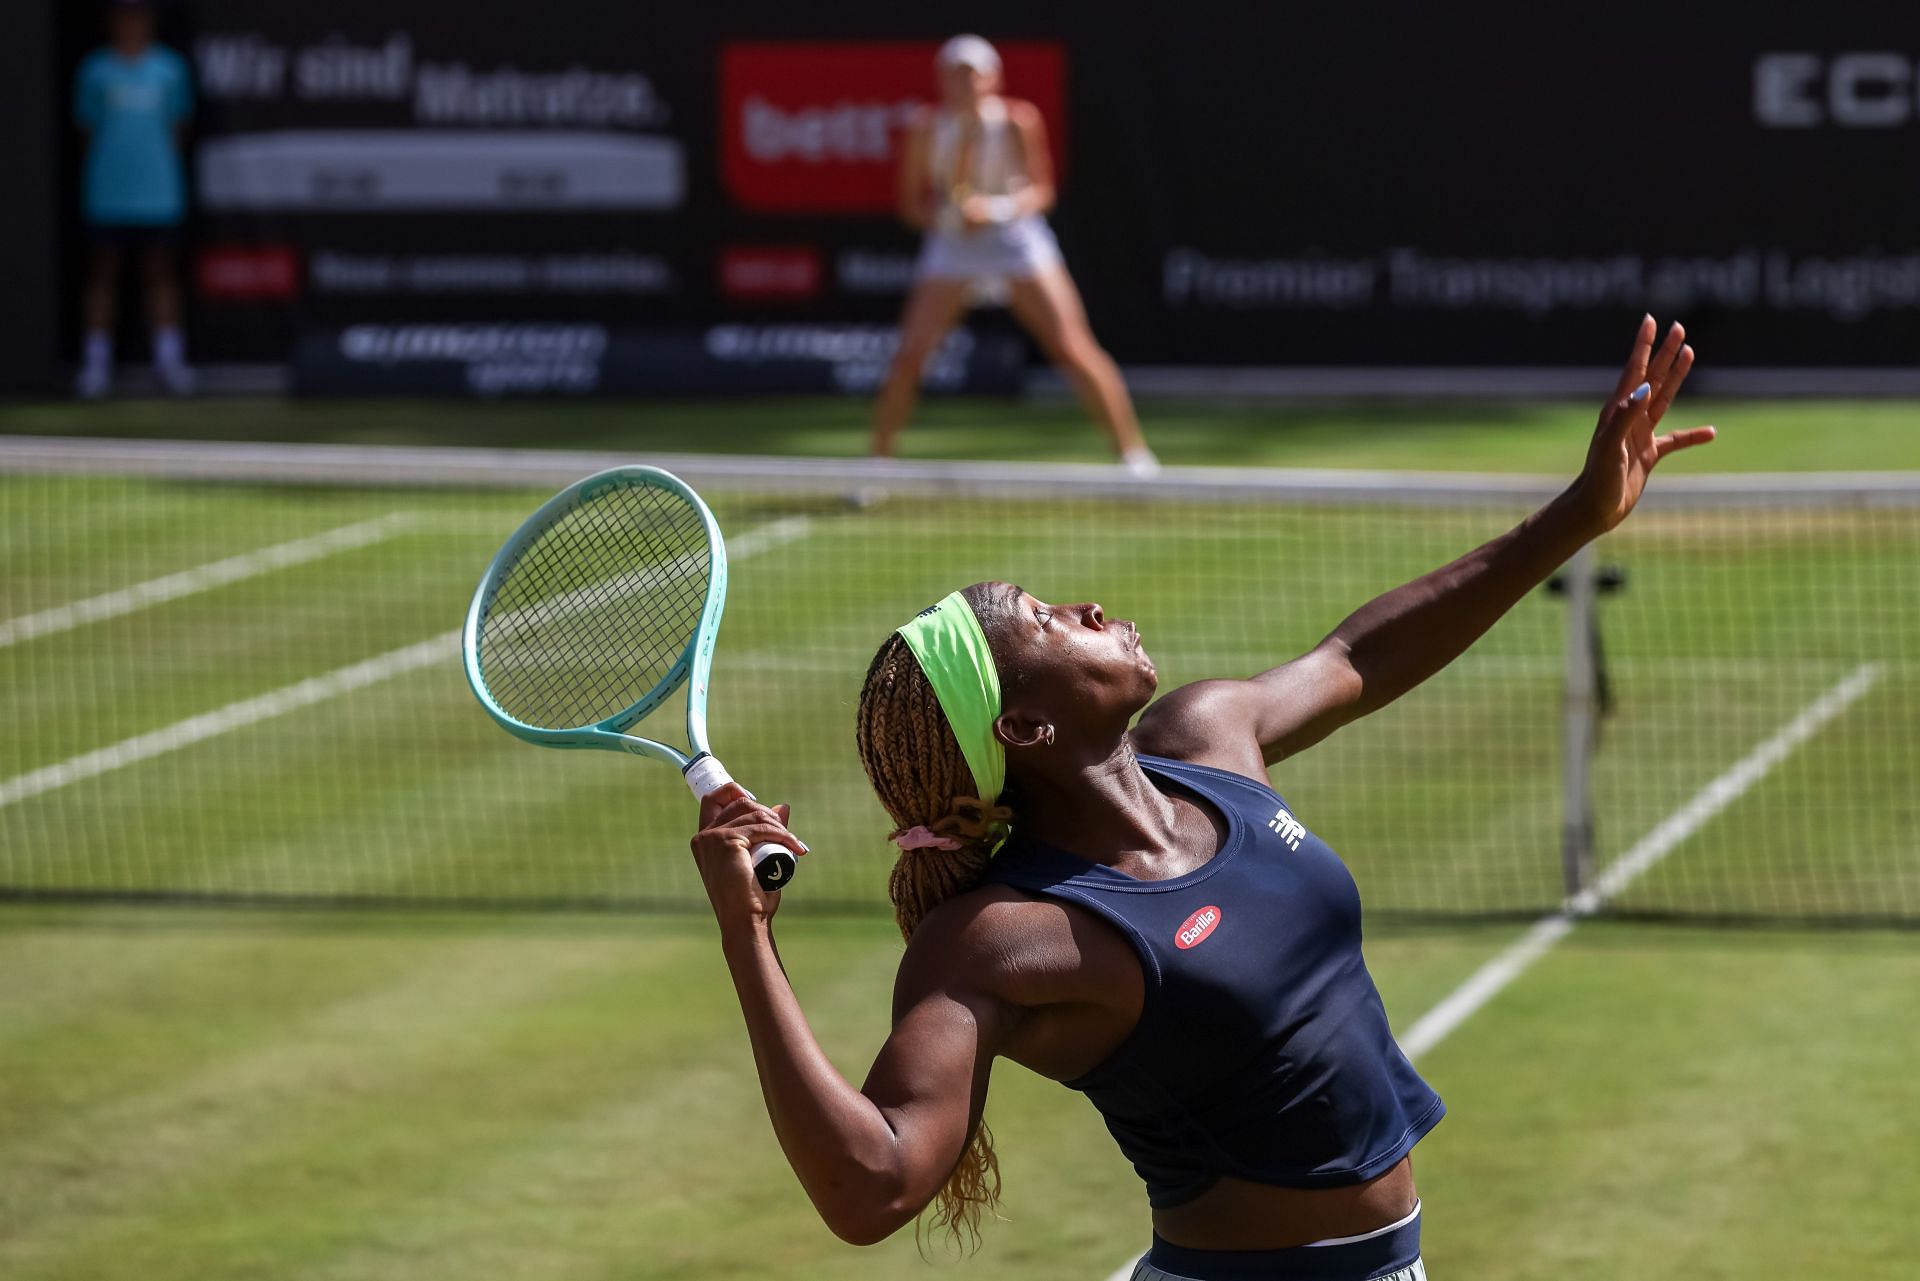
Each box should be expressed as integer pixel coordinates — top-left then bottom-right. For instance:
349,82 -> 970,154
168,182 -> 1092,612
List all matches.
871,35 -> 1158,475
694,317 -> 1711,1280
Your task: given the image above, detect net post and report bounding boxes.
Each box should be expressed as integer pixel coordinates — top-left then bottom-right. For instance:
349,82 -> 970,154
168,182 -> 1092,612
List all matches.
1559,541 -> 1599,905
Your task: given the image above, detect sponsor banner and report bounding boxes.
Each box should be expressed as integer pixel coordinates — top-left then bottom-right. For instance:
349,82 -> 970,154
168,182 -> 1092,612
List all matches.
720,41 -> 1067,214
43,2 -> 1920,375
292,322 -> 1025,396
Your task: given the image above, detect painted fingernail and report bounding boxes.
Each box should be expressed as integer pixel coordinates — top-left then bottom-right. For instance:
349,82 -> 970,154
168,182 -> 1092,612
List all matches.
798,840 -> 811,853
1630,382 -> 1651,403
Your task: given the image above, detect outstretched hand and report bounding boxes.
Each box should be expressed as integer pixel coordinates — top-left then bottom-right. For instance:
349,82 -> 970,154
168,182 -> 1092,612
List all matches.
1576,315 -> 1717,533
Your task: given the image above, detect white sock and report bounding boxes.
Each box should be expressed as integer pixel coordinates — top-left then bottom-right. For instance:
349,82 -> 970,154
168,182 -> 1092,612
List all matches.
154,326 -> 186,372
83,330 -> 113,372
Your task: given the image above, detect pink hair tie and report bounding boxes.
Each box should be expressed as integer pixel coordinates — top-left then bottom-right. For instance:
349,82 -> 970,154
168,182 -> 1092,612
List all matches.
893,826 -> 965,851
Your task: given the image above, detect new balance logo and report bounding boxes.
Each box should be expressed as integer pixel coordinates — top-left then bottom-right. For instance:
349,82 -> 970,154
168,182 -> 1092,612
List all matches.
1267,807 -> 1304,851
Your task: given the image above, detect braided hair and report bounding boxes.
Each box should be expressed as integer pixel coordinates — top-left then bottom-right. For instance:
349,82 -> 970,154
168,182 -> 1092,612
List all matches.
853,583 -> 1018,1247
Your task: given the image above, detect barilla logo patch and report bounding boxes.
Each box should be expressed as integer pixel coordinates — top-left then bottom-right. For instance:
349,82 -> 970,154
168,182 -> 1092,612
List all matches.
1175,905 -> 1222,950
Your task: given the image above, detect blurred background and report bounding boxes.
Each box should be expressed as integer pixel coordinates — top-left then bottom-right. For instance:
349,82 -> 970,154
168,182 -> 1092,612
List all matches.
1,4 -> 1916,1280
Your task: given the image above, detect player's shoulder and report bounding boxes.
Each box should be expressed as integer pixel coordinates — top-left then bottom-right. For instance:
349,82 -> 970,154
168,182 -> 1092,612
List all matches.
153,45 -> 191,75
1132,678 -> 1258,758
899,880 -> 1076,992
1002,98 -> 1043,122
78,47 -> 112,77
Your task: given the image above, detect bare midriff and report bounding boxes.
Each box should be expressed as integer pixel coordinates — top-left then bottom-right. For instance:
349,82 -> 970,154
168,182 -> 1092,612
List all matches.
1150,1156 -> 1417,1251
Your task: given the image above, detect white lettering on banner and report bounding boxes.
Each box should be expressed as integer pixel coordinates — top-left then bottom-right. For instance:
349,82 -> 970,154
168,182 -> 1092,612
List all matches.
312,253 -> 395,292
296,34 -> 412,101
1164,246 -> 1920,320
1163,249 -> 1376,310
742,96 -> 921,162
1763,252 -> 1920,321
336,325 -> 606,396
1388,249 -> 1644,317
195,34 -> 288,99
340,324 -> 607,365
1753,53 -> 1824,127
416,65 -> 668,128
541,255 -> 675,293
1754,52 -> 1920,128
838,250 -> 918,294
703,325 -> 978,393
192,30 -> 670,130
316,252 -> 675,296
1830,53 -> 1913,127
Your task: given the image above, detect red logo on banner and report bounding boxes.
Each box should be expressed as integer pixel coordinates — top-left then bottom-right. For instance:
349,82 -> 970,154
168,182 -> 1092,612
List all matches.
1175,906 -> 1223,950
720,41 -> 1067,214
197,246 -> 301,301
718,246 -> 824,300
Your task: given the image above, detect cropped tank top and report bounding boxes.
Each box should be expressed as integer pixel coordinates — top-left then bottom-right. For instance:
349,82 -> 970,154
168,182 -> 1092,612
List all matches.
983,754 -> 1444,1209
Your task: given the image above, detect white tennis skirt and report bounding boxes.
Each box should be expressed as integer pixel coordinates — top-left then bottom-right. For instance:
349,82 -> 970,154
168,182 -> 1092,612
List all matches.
916,214 -> 1063,282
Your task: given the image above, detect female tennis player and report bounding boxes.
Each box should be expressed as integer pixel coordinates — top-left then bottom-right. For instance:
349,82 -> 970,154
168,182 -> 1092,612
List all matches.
694,317 -> 1710,1279
871,34 -> 1158,475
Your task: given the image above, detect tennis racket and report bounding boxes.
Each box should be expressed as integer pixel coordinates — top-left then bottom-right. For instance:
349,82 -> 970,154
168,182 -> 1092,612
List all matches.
462,465 -> 799,892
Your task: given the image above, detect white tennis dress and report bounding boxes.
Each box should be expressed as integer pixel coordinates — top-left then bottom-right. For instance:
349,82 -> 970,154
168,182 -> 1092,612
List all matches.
915,97 -> 1063,284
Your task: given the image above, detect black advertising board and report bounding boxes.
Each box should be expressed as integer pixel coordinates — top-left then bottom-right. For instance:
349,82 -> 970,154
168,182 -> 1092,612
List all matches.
43,0 -> 1920,392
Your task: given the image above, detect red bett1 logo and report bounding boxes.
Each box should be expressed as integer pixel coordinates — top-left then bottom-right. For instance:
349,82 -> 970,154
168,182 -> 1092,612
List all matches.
720,41 -> 1068,214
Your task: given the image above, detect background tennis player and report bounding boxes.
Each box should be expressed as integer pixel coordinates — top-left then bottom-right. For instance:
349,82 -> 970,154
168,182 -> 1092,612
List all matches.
693,316 -> 1711,1280
870,34 -> 1158,475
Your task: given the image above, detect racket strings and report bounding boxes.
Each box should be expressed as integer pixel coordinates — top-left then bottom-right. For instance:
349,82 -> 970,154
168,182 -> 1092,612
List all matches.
478,483 -> 712,730
484,493 -> 706,726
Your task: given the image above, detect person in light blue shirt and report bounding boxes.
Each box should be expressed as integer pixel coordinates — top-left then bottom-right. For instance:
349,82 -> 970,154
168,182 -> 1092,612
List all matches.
73,0 -> 195,397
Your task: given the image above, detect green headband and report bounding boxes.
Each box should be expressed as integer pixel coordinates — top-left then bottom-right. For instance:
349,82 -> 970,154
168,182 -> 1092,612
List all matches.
895,590 -> 1005,809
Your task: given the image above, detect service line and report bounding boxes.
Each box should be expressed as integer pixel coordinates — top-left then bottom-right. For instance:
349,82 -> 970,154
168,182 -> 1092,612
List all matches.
0,513 -> 415,649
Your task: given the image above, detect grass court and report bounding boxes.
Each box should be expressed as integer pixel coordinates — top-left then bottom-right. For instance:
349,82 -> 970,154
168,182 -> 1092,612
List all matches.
2,395 -> 1916,1279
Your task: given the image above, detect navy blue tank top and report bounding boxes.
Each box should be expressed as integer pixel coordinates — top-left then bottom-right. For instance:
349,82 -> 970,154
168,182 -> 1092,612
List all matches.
984,754 -> 1443,1209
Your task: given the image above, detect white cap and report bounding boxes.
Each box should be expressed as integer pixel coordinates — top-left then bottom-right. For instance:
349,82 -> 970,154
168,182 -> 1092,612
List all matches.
935,34 -> 1002,75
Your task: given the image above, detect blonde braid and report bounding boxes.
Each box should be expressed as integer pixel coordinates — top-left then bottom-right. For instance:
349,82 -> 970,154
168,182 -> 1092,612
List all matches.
855,629 -> 1012,1247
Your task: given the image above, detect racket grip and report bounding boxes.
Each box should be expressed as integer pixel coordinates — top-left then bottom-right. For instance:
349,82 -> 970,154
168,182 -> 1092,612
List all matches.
684,753 -> 802,892
751,843 -> 798,891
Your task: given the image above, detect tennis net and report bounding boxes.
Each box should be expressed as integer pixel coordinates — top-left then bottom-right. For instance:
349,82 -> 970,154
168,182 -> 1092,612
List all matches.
2,437 -> 1915,923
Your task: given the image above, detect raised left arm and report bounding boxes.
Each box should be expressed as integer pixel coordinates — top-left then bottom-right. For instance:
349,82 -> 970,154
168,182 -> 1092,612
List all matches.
1137,316 -> 1714,773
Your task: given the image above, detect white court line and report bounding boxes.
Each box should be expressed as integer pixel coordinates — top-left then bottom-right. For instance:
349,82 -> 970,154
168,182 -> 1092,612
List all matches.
0,634 -> 455,809
1397,660 -> 1880,1060
729,514 -> 813,558
1098,660 -> 1881,1281
0,514 -> 414,649
0,515 -> 812,810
